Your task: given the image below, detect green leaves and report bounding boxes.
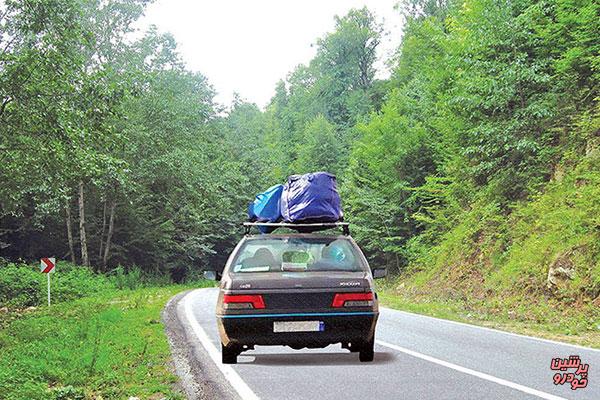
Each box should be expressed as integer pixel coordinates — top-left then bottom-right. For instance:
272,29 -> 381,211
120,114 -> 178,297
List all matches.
1,0 -> 597,289
0,0 -> 247,277
294,115 -> 342,175
253,7 -> 385,178
341,0 -> 598,272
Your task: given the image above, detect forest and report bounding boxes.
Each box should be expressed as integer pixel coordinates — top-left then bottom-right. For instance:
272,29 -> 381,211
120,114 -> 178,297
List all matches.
1,0 -> 599,319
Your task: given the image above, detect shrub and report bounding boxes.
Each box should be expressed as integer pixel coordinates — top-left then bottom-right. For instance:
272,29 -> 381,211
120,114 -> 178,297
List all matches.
109,265 -> 180,289
109,265 -> 143,290
0,264 -> 42,308
0,262 -> 114,309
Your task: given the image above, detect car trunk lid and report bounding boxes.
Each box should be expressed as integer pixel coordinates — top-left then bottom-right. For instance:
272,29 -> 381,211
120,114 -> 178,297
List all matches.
226,271 -> 370,311
228,271 -> 369,291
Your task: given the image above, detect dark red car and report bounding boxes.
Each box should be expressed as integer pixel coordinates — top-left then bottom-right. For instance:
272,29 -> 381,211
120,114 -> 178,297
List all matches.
208,223 -> 386,364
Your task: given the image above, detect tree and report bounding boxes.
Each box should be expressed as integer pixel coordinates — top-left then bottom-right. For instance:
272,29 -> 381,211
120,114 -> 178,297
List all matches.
294,115 -> 342,175
0,0 -> 91,259
312,7 -> 384,127
255,8 -> 386,179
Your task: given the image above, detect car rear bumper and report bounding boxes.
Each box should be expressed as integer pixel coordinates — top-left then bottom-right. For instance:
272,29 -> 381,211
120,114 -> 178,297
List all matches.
217,311 -> 378,348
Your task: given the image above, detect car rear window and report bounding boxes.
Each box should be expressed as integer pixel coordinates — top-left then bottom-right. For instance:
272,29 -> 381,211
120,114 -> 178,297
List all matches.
231,237 -> 364,273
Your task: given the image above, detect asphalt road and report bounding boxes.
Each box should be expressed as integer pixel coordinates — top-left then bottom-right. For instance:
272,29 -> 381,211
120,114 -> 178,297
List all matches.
166,288 -> 599,400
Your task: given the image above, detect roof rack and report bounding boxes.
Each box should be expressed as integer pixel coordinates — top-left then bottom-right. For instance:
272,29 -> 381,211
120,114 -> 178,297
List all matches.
243,222 -> 350,235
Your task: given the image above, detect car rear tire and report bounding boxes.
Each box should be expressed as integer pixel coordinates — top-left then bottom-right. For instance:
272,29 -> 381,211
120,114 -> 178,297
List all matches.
358,338 -> 374,362
222,343 -> 238,364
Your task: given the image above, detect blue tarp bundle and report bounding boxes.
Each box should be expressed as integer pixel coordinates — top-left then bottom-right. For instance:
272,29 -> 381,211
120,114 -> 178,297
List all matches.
248,172 -> 343,232
247,184 -> 283,223
280,172 -> 343,223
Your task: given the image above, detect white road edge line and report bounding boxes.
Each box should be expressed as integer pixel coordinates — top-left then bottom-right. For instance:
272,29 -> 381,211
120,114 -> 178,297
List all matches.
381,307 -> 599,353
376,340 -> 567,400
183,290 -> 260,400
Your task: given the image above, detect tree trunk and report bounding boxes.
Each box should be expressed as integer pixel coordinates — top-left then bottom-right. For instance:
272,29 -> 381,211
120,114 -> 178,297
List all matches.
65,196 -> 76,263
78,181 -> 89,267
102,198 -> 116,269
98,200 -> 107,259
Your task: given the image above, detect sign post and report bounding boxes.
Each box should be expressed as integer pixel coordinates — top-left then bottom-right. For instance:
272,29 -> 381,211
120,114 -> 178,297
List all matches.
40,257 -> 56,306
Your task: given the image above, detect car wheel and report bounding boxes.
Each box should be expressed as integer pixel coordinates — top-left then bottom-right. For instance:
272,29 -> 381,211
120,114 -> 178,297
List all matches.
222,343 -> 238,364
358,338 -> 374,362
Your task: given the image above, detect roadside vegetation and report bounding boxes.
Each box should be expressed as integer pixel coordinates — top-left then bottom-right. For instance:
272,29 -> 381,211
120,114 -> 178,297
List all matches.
376,155 -> 600,348
378,282 -> 600,349
0,261 -> 211,400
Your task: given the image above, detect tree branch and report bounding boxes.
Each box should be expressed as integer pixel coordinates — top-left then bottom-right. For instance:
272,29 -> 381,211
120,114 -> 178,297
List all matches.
0,97 -> 12,118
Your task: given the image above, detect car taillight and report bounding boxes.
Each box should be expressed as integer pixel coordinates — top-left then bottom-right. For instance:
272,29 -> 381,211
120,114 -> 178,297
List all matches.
223,294 -> 266,309
331,292 -> 374,308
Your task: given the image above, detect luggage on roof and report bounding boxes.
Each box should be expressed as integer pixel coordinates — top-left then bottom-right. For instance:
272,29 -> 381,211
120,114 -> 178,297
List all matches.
280,172 -> 343,223
247,184 -> 283,233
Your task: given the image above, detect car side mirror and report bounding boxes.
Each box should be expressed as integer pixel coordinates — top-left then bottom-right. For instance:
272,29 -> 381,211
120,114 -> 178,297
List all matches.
372,268 -> 387,279
203,270 -> 220,281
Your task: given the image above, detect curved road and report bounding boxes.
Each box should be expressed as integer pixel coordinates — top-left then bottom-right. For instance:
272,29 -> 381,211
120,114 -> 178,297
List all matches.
165,288 -> 599,400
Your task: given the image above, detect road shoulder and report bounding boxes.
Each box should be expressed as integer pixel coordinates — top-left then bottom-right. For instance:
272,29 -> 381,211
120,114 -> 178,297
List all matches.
378,290 -> 600,349
162,290 -> 240,400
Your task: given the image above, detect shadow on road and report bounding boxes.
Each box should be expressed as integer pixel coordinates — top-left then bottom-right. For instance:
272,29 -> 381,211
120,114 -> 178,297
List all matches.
239,351 -> 396,366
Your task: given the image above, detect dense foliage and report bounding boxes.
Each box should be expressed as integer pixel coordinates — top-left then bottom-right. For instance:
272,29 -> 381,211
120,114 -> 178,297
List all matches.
0,0 -> 255,280
342,0 -> 600,311
225,0 -> 599,311
1,0 -> 598,313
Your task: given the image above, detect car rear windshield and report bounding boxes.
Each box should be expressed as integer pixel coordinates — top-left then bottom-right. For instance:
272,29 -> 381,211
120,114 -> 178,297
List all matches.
230,237 -> 364,273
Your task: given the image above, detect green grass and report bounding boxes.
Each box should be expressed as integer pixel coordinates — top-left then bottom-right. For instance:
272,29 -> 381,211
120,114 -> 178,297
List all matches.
377,282 -> 600,349
0,283 -> 212,400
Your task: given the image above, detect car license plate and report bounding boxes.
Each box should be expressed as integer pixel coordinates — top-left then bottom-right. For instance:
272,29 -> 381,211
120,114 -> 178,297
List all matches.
273,321 -> 324,333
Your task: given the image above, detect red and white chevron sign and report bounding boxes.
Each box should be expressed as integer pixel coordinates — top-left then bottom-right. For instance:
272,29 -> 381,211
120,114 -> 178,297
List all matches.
40,257 -> 56,273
